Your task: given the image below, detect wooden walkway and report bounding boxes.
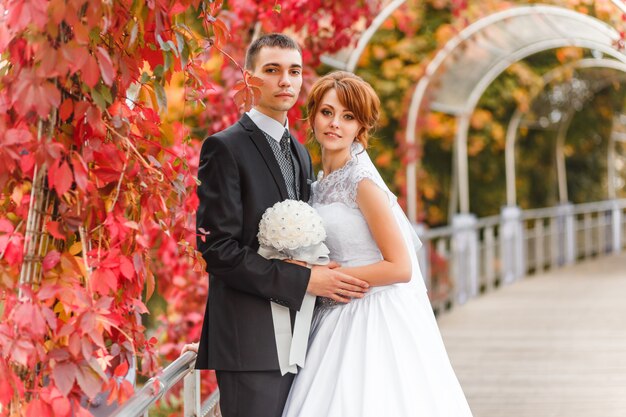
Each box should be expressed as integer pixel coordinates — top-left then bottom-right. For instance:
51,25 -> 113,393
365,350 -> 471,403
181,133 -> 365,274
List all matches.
438,253 -> 626,417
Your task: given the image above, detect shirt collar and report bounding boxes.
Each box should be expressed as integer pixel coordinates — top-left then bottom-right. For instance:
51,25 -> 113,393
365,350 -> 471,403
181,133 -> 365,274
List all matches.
247,108 -> 289,142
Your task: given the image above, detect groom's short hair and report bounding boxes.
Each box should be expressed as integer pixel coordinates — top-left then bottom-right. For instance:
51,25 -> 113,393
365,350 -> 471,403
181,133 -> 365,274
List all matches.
245,33 -> 302,71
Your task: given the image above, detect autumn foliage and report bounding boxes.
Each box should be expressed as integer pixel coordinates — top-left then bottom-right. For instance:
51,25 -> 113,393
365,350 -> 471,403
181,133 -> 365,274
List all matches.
0,0 -> 376,415
356,0 -> 626,224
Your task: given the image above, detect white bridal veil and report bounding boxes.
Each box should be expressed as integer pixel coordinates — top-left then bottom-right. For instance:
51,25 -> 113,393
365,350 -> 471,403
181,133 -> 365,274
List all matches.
351,142 -> 426,293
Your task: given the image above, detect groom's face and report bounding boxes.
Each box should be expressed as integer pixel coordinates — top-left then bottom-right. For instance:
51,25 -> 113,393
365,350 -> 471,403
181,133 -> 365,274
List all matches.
249,46 -> 303,122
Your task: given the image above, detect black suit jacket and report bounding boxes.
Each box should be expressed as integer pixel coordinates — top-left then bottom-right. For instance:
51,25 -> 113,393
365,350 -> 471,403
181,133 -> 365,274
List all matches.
195,114 -> 315,371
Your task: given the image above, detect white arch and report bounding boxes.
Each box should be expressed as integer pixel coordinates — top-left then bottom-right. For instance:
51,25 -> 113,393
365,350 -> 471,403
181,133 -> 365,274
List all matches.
404,5 -> 626,220
504,58 -> 626,207
320,0 -> 407,72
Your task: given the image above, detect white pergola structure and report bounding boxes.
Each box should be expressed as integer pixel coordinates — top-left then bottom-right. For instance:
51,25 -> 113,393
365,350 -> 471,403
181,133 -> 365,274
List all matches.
500,58 -> 626,280
323,4 -> 626,221
505,58 -> 626,207
404,5 -> 626,220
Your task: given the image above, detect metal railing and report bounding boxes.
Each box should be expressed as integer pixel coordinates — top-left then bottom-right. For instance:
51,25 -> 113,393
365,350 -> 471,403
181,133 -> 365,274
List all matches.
112,198 -> 625,416
110,352 -> 220,417
416,199 -> 626,313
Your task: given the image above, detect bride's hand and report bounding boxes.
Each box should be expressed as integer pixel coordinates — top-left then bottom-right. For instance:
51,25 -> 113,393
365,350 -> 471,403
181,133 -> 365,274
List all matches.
181,342 -> 199,355
307,265 -> 369,303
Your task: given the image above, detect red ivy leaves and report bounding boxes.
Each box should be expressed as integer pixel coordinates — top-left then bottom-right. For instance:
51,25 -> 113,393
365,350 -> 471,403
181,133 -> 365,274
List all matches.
6,0 -> 49,33
233,73 -> 263,112
0,0 -> 377,414
96,47 -> 116,86
48,159 -> 74,198
11,67 -> 61,118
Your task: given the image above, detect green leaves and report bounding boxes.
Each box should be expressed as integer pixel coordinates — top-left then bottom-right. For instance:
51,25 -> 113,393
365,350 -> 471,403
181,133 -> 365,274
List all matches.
91,85 -> 113,110
154,82 -> 168,112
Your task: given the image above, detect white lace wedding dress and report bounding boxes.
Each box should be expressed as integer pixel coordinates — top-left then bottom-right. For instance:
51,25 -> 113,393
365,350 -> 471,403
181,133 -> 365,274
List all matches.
281,150 -> 473,417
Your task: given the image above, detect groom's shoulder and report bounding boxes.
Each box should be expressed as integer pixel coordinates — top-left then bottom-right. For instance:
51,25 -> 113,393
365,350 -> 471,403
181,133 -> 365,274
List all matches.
205,118 -> 247,144
199,123 -> 247,161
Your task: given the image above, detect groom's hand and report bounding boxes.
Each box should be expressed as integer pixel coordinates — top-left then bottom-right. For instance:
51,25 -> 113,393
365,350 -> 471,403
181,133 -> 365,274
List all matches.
307,265 -> 370,303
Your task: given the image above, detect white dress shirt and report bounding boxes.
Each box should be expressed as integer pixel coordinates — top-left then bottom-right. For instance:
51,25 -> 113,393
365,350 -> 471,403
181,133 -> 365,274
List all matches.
247,108 -> 290,143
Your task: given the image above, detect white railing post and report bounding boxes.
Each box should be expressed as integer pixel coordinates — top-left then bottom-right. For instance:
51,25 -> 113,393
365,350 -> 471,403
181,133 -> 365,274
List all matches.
183,370 -> 201,417
483,225 -> 495,289
584,213 -> 593,258
559,203 -> 576,265
534,219 -> 545,274
500,206 -> 525,284
414,223 -> 430,290
597,211 -> 606,255
610,203 -> 619,253
451,213 -> 479,304
435,238 -> 451,311
549,216 -> 559,268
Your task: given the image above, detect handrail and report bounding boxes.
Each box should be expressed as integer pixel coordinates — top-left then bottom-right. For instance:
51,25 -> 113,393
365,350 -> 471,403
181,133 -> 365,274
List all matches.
110,351 -> 220,417
418,198 -> 626,306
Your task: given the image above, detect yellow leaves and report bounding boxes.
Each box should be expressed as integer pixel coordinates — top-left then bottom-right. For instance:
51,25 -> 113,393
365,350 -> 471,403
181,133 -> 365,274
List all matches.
425,113 -> 456,145
54,301 -> 71,322
11,183 -> 25,206
145,269 -> 155,302
471,109 -> 493,130
162,72 -> 186,122
468,135 -> 486,156
492,123 -> 505,149
0,264 -> 18,288
371,45 -> 389,61
507,62 -> 540,88
68,241 -> 83,256
427,205 -> 445,226
429,0 -> 448,10
381,58 -> 404,79
511,87 -> 531,110
403,63 -> 424,81
375,150 -> 393,169
393,37 -> 421,60
593,0 -> 617,19
422,182 -> 437,200
435,24 -> 456,46
556,47 -> 583,64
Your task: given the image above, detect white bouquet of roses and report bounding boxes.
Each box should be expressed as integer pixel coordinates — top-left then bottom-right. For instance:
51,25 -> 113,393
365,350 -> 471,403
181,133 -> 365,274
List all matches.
257,200 -> 329,375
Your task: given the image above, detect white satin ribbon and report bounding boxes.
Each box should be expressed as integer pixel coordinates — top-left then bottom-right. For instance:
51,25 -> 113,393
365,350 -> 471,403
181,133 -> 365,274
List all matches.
258,243 -> 329,375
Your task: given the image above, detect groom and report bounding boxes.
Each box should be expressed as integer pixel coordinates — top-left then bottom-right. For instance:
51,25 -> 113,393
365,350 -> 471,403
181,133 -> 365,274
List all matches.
194,34 -> 370,417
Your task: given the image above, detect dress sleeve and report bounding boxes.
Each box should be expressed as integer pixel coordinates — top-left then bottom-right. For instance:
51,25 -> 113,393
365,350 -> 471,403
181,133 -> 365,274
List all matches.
348,164 -> 395,207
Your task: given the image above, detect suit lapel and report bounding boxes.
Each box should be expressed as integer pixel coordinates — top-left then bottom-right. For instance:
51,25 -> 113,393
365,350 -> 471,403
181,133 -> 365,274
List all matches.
239,114 -> 289,200
290,137 -> 311,202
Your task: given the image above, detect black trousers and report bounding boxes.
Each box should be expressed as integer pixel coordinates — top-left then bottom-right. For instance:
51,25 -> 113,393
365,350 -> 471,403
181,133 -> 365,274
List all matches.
216,370 -> 295,417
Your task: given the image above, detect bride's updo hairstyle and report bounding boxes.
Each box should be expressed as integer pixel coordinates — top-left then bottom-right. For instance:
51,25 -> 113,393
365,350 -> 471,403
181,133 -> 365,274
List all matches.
306,71 -> 380,148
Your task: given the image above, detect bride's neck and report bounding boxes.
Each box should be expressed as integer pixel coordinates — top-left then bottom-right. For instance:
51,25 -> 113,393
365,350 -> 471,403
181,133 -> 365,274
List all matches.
322,148 -> 352,177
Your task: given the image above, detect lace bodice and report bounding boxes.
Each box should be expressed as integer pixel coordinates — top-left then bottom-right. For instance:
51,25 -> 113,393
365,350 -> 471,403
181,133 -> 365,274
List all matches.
309,158 -> 389,268
311,158 -> 396,208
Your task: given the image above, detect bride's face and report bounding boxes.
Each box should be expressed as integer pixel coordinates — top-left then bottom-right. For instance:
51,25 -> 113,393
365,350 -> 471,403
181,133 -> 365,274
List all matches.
313,88 -> 362,153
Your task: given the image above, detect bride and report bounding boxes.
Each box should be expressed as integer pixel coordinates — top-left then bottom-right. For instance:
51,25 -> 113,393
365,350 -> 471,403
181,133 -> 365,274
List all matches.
281,71 -> 473,417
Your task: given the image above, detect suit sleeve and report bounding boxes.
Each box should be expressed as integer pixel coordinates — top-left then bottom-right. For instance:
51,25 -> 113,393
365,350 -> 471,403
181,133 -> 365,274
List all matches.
196,136 -> 310,311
